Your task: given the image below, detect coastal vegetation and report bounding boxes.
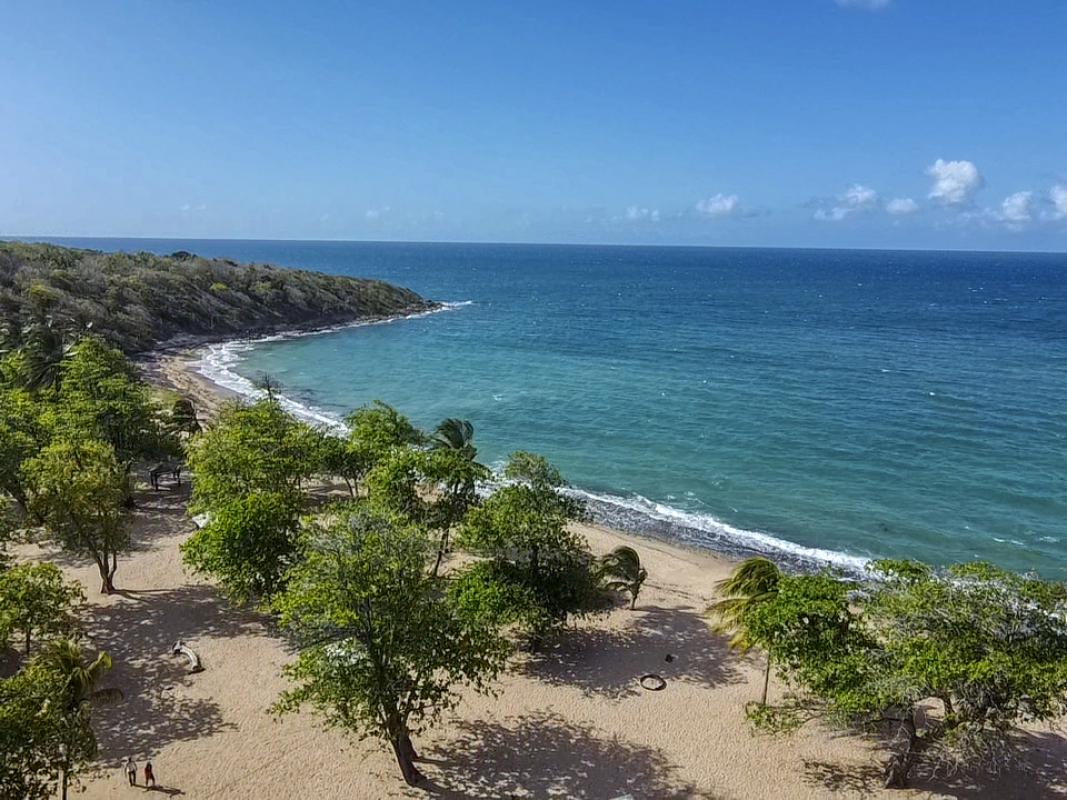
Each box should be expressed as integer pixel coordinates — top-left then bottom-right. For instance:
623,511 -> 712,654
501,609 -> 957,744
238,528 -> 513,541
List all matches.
0,241 -> 435,354
708,556 -> 783,705
734,559 -> 1067,788
2,329 -> 1067,794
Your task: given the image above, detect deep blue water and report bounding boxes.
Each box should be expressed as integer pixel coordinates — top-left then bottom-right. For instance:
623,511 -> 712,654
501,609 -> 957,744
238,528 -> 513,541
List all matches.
34,238 -> 1067,575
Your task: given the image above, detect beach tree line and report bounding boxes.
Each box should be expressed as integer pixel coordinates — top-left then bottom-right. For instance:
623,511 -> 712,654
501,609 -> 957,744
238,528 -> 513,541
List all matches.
710,555 -> 1067,789
0,499 -> 118,799
180,392 -> 647,785
0,335 -> 189,797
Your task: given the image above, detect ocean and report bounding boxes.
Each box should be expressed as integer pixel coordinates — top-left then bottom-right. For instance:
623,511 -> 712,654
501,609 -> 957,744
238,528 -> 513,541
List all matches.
42,238 -> 1067,576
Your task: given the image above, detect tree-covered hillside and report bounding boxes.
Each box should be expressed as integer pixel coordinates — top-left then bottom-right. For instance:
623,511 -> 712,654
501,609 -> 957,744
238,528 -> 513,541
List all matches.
0,242 -> 436,353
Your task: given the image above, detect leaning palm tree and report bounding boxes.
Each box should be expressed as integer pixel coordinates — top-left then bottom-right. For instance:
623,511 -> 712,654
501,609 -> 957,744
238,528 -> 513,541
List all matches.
38,639 -> 122,712
431,417 -> 477,461
707,556 -> 782,705
22,319 -> 74,392
600,546 -> 648,610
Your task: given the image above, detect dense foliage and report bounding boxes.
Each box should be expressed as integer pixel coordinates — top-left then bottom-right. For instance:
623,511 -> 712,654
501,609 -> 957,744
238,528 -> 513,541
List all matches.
0,241 -> 435,354
273,506 -> 508,785
26,439 -> 130,594
0,562 -> 84,655
454,452 -> 606,640
181,491 -> 304,606
737,559 -> 1067,788
0,659 -> 99,800
185,399 -> 321,511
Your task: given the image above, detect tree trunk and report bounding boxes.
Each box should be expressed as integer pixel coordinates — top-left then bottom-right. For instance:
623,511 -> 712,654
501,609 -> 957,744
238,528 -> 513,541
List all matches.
95,554 -> 116,594
390,735 -> 423,786
884,717 -> 919,789
432,530 -> 449,578
760,656 -> 771,706
403,732 -> 420,761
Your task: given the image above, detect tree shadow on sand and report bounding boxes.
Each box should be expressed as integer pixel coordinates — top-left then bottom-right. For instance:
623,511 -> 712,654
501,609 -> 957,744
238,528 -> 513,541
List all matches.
420,712 -> 720,799
79,579 -> 266,760
519,604 -> 743,699
804,729 -> 1067,800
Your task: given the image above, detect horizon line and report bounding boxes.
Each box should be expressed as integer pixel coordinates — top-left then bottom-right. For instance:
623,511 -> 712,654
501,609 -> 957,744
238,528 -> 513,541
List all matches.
3,233 -> 1066,258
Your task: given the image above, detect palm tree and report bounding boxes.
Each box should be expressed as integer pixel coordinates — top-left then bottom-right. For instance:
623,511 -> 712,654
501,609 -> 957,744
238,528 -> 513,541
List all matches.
22,319 -> 74,392
600,546 -> 648,610
431,417 -> 476,461
429,419 -> 483,577
707,556 -> 782,705
38,639 -> 122,712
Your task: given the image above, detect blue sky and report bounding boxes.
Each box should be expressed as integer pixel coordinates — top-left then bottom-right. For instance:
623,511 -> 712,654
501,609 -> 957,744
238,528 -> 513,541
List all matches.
2,1 -> 1066,250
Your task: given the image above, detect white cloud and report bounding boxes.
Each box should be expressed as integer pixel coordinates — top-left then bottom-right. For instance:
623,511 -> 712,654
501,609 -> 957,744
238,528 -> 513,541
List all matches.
625,206 -> 660,222
813,206 -> 850,222
835,0 -> 892,9
999,191 -> 1034,225
696,193 -> 741,218
844,184 -> 878,208
926,159 -> 983,206
1050,185 -> 1067,220
365,205 -> 391,220
886,197 -> 918,216
814,183 -> 878,222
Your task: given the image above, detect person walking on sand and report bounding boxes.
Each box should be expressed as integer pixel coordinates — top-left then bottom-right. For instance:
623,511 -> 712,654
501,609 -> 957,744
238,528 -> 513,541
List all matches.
144,761 -> 156,788
124,757 -> 137,786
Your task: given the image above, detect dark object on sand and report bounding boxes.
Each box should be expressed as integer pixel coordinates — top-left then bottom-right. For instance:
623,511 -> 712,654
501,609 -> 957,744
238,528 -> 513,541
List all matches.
640,673 -> 666,691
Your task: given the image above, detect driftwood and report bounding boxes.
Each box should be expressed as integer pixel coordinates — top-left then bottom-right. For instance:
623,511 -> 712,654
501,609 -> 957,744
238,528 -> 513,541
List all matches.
172,640 -> 204,673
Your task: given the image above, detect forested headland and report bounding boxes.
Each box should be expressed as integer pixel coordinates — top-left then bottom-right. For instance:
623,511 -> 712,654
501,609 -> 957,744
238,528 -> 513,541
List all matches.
0,241 -> 435,354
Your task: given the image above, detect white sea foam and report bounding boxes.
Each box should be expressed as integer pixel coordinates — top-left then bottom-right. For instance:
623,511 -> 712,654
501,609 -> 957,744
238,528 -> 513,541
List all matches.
194,302 -> 471,432
564,486 -> 871,574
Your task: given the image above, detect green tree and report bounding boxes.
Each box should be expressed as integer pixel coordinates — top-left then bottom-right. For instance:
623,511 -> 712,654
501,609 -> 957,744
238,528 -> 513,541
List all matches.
0,562 -> 84,655
706,556 -> 783,705
0,661 -> 97,800
186,399 -> 320,511
344,401 -> 424,454
55,337 -> 168,470
37,638 -> 121,712
454,452 -> 604,641
743,560 -> 1067,789
364,445 -> 490,576
431,417 -> 476,461
181,491 -> 304,606
165,396 -> 201,437
599,545 -> 648,610
25,439 -> 129,594
272,506 -> 508,786
19,318 -> 72,392
0,386 -> 51,511
315,434 -> 374,498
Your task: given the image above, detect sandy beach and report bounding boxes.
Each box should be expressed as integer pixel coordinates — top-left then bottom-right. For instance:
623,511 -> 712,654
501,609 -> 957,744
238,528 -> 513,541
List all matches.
11,352 -> 1066,799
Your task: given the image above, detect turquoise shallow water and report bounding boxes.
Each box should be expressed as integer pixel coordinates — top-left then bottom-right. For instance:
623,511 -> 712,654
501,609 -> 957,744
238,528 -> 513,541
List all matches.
49,239 -> 1067,575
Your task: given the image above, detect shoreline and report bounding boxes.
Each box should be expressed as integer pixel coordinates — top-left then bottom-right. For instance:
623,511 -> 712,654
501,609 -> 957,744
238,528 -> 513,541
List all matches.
148,345 -> 744,575
149,338 -> 872,577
